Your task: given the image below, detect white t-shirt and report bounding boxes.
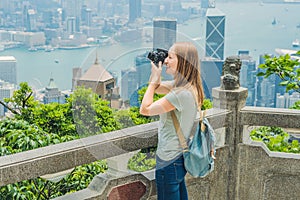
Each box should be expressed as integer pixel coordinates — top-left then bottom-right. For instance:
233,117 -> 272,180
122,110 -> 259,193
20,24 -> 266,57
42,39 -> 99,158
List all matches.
156,88 -> 197,161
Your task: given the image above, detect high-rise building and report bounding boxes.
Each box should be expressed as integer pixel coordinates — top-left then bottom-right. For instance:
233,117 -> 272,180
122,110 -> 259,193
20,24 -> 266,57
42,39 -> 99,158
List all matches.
153,18 -> 177,50
0,80 -> 16,116
121,68 -> 137,101
27,9 -> 37,31
62,0 -> 83,32
66,17 -> 76,34
129,0 -> 141,23
0,56 -> 17,85
256,54 -> 276,107
135,53 -> 151,88
205,8 -> 225,60
239,51 -> 256,106
62,0 -> 83,17
43,78 -> 66,104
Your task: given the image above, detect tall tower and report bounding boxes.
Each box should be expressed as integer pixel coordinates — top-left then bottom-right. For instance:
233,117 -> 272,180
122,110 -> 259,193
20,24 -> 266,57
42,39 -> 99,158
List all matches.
205,8 -> 225,60
129,0 -> 141,23
153,18 -> 177,50
0,56 -> 17,85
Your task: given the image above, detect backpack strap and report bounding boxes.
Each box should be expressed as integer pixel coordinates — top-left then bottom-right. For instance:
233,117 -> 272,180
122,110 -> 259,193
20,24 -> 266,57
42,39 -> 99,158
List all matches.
200,110 -> 206,132
170,111 -> 189,152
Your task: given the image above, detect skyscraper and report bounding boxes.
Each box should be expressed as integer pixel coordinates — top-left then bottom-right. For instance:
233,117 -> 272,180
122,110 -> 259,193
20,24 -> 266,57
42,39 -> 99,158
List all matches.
256,54 -> 276,107
0,56 -> 17,85
0,80 -> 16,116
62,0 -> 83,32
27,9 -> 37,31
129,0 -> 141,23
153,18 -> 177,50
205,8 -> 225,60
121,68 -> 137,101
239,51 -> 256,106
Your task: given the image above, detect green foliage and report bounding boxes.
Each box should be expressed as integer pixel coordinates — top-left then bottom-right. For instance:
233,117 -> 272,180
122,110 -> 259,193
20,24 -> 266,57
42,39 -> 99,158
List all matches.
0,160 -> 107,200
202,98 -> 213,110
69,86 -> 121,136
4,82 -> 39,120
137,86 -> 165,104
290,100 -> 300,110
31,102 -> 76,137
113,109 -> 135,129
127,149 -> 156,172
129,106 -> 158,125
0,118 -> 77,156
250,126 -> 300,153
258,52 -> 300,93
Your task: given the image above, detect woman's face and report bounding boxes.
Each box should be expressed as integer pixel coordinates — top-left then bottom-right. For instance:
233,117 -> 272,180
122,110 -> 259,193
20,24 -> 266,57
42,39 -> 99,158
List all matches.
164,47 -> 178,75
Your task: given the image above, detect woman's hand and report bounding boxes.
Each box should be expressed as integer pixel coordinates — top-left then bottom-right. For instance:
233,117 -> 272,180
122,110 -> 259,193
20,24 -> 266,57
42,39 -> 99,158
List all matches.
149,61 -> 162,88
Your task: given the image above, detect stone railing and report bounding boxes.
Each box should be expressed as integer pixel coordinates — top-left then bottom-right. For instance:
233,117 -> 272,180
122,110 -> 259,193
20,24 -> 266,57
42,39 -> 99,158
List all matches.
1,86 -> 300,200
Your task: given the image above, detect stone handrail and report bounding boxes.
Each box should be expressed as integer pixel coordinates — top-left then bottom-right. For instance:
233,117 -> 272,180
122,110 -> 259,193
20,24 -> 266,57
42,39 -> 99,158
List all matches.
0,108 -> 229,187
241,106 -> 300,129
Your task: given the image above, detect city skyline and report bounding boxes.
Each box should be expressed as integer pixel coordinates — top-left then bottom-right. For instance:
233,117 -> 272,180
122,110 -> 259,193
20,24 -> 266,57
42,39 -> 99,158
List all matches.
0,0 -> 299,114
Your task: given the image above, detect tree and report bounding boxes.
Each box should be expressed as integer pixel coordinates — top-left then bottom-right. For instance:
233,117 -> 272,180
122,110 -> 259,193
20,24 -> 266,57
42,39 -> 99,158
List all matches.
68,86 -> 121,136
1,82 -> 38,120
258,51 -> 300,109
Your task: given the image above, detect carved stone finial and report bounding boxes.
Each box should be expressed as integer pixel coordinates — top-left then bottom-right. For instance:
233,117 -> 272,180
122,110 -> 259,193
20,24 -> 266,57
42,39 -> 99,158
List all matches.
220,56 -> 242,90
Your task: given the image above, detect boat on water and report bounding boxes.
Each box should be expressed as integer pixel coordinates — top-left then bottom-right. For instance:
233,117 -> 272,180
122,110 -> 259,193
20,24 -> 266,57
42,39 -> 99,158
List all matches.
292,39 -> 300,47
272,18 -> 277,25
28,46 -> 38,52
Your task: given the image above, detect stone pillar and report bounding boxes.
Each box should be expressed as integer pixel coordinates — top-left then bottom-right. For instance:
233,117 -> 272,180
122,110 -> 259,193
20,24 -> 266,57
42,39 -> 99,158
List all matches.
212,86 -> 247,200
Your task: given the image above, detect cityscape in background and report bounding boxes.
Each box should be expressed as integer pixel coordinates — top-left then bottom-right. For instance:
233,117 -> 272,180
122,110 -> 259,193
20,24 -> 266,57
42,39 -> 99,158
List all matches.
0,0 -> 300,117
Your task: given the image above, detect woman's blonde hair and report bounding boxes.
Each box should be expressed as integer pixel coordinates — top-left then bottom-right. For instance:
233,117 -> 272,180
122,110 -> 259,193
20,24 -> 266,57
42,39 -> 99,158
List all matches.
172,42 -> 204,107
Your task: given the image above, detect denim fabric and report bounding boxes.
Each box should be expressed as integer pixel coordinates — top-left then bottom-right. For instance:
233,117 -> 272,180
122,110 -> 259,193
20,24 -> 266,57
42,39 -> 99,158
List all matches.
155,156 -> 188,200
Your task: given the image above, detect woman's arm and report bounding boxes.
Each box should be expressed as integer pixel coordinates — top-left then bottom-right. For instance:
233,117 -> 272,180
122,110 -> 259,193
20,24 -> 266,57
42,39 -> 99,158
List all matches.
140,84 -> 175,116
155,81 -> 173,95
139,62 -> 175,116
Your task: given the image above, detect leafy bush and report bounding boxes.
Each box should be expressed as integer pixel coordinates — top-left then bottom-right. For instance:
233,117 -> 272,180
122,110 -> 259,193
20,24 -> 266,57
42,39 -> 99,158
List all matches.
0,160 -> 107,200
127,148 -> 156,172
250,126 -> 300,153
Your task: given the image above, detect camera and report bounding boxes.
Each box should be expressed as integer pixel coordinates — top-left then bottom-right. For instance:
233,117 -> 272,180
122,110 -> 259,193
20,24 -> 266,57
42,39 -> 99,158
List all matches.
147,48 -> 168,66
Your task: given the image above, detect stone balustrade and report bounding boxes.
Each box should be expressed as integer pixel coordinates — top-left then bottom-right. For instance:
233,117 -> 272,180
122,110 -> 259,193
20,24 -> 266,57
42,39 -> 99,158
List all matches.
1,86 -> 300,200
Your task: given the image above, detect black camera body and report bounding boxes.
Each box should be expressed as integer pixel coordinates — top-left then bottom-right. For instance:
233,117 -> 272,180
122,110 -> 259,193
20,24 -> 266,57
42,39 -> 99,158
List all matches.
147,48 -> 168,66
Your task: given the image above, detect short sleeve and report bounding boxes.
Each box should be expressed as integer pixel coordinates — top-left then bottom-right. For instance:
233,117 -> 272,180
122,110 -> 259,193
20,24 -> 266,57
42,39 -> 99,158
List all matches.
164,89 -> 183,111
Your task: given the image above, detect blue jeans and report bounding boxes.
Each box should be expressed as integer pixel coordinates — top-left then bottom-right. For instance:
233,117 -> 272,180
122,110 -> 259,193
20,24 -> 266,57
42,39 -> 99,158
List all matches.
155,155 -> 188,200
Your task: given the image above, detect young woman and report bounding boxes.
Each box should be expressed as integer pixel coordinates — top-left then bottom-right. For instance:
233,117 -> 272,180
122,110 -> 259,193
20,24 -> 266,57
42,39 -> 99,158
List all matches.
140,42 -> 204,200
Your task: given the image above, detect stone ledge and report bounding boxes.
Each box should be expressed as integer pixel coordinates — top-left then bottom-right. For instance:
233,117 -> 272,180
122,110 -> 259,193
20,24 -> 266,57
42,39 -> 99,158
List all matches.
240,106 -> 300,128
